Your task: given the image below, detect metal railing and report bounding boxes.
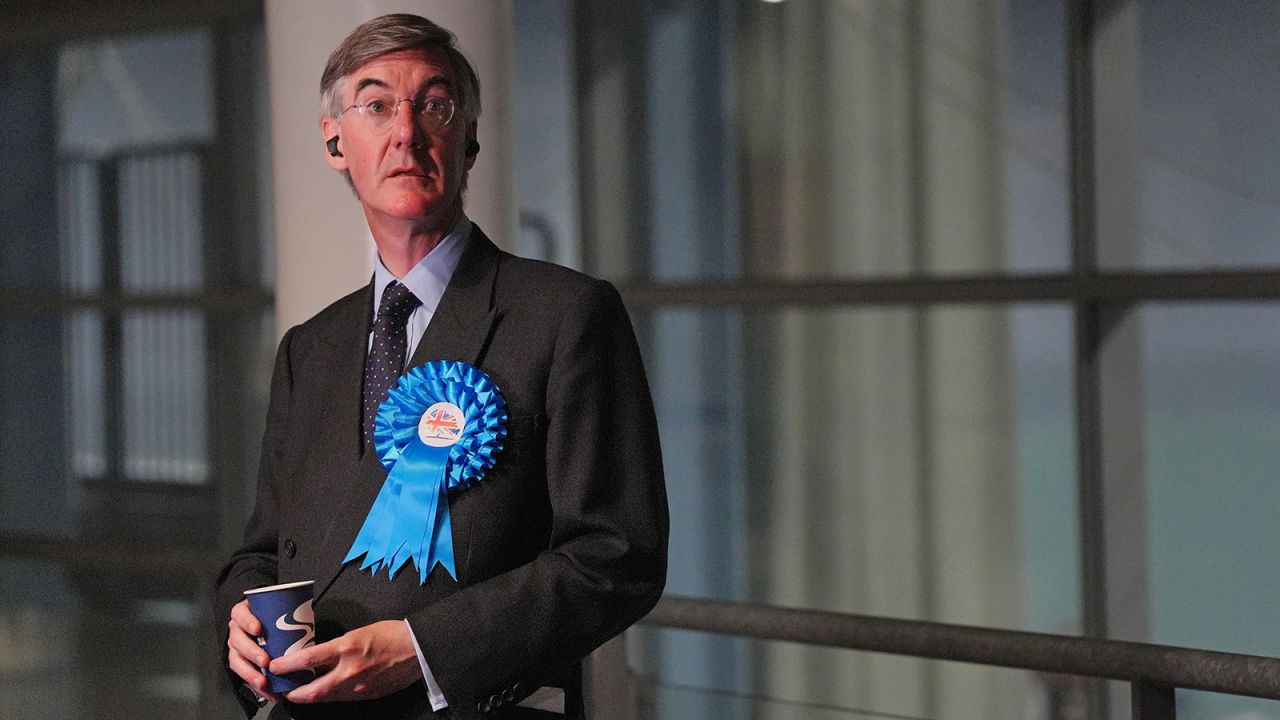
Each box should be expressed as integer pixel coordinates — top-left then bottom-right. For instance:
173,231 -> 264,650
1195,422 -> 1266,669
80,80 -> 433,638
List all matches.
641,595 -> 1280,720
10,534 -> 1280,718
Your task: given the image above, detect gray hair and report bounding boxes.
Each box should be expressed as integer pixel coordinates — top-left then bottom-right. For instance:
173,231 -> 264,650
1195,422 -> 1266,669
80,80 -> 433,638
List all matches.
320,13 -> 481,123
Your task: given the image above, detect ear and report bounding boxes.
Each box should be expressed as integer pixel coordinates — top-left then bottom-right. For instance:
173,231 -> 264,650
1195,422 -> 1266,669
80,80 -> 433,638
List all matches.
464,120 -> 479,171
321,116 -> 347,171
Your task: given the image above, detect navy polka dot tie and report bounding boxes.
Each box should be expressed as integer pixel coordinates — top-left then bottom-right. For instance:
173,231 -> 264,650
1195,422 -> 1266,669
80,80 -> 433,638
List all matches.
363,281 -> 421,448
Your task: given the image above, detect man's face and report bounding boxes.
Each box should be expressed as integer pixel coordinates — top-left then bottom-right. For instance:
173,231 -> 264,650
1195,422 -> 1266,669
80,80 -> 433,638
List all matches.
321,48 -> 476,233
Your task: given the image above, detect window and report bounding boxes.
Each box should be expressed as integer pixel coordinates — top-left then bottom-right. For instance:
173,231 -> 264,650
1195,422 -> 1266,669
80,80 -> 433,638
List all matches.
0,12 -> 271,720
512,1 -> 1280,719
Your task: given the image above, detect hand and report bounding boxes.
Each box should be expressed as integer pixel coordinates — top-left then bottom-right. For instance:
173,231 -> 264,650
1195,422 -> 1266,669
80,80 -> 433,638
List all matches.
272,620 -> 421,704
227,599 -> 284,704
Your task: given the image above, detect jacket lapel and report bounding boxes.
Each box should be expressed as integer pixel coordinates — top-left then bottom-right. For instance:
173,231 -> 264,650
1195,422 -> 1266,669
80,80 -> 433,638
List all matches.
407,225 -> 503,370
298,281 -> 375,599
316,282 -> 371,464
312,227 -> 503,604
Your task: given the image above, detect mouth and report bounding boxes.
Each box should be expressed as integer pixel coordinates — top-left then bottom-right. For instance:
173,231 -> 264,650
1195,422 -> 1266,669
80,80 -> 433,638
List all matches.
388,167 -> 428,179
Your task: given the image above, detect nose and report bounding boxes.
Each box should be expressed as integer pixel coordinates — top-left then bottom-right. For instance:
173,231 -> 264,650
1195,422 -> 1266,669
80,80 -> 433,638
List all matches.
390,99 -> 424,146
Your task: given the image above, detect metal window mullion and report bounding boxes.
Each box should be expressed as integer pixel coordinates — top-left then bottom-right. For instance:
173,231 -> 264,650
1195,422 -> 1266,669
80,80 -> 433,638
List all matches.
0,290 -> 272,313
1132,681 -> 1176,720
1067,0 -> 1113,718
613,270 -> 1280,309
100,157 -> 125,489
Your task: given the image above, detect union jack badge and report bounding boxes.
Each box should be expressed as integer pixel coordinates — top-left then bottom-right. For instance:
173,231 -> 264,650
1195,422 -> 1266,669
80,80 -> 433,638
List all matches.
417,402 -> 465,447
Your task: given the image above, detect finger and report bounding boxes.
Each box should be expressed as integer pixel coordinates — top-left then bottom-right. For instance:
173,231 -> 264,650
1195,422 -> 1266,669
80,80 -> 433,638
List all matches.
228,621 -> 271,669
269,638 -> 335,676
229,644 -> 287,705
284,665 -> 342,705
228,644 -> 262,685
231,600 -> 263,637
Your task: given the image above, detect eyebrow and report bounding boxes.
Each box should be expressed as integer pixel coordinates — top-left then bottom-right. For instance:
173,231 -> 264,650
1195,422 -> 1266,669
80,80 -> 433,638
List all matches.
353,74 -> 455,97
353,78 -> 390,94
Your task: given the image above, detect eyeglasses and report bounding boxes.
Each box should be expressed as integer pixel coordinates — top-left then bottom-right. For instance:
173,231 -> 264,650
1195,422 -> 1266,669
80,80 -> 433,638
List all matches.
339,95 -> 457,133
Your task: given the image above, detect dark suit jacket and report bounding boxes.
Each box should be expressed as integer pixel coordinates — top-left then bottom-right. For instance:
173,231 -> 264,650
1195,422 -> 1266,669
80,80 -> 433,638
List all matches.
212,227 -> 668,720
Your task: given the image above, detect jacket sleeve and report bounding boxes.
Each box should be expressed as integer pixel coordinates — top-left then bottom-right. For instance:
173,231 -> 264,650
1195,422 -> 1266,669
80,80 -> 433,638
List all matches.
408,278 -> 669,708
209,326 -> 296,717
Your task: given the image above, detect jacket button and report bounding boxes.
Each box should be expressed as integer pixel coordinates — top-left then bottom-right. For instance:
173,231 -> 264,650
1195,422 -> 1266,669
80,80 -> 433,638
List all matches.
284,539 -> 297,559
476,699 -> 491,713
489,693 -> 501,707
502,688 -> 515,703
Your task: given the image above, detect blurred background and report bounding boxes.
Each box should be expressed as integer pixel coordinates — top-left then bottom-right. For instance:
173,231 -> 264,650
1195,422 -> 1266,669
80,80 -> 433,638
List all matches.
2,0 -> 1279,718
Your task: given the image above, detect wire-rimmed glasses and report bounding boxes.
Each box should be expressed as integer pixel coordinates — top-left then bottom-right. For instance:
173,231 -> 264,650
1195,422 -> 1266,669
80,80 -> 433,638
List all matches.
340,95 -> 457,133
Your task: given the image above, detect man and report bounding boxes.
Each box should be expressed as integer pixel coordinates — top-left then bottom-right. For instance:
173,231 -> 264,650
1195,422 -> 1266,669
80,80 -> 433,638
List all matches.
213,14 -> 668,720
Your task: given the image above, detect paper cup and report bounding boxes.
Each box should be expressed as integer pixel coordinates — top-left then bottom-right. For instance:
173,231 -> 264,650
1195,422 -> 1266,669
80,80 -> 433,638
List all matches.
244,580 -> 316,693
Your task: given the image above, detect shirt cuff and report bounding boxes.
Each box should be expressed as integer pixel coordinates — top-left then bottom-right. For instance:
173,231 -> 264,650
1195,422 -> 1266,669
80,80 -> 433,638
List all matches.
404,618 -> 448,710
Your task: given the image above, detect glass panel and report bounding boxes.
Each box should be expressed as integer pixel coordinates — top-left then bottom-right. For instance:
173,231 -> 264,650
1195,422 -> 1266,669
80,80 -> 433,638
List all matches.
1175,689 -> 1280,720
67,310 -> 107,479
512,0 -> 581,268
1012,305 -> 1080,635
1136,304 -> 1280,655
638,304 -> 1077,634
1102,2 -> 1280,270
1005,0 -> 1071,273
122,310 -> 208,484
58,161 -> 102,293
572,0 -> 1068,283
119,151 -> 205,292
630,627 -> 1077,720
1094,302 -> 1280,717
2,21 -> 270,720
56,29 -> 214,156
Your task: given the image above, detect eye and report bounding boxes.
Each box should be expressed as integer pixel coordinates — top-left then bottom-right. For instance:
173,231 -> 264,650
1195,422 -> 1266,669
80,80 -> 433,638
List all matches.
421,97 -> 450,114
364,98 -> 390,115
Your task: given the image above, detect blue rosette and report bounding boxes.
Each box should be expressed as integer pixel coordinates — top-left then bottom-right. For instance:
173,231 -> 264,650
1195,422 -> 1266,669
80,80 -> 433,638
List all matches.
343,360 -> 507,583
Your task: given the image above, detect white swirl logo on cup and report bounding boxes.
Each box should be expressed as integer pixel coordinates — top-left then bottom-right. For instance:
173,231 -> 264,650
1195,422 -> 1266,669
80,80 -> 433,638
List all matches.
244,580 -> 317,693
275,599 -> 315,655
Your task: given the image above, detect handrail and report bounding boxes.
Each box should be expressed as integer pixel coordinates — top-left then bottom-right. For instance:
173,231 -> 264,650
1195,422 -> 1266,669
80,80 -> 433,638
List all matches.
9,537 -> 1280,711
641,595 -> 1280,711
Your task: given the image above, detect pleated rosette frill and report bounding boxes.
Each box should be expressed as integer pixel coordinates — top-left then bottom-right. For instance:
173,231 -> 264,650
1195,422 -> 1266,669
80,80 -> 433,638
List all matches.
343,360 -> 507,583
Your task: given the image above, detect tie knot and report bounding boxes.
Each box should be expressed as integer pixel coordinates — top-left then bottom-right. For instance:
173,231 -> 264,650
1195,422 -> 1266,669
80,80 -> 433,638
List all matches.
377,281 -> 420,323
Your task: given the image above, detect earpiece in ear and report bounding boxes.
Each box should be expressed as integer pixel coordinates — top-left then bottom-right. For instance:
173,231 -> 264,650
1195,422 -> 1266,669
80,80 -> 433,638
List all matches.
326,136 -> 343,157
466,140 -> 480,156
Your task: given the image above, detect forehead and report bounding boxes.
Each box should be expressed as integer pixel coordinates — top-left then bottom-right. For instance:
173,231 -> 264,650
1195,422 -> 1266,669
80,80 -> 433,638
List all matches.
346,48 -> 455,95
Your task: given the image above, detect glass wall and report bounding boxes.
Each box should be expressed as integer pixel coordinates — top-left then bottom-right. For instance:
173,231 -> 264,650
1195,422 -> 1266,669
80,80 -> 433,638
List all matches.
1137,303 -> 1280,720
510,0 -> 1280,719
0,12 -> 273,720
1123,1 -> 1280,271
631,302 -> 1078,719
566,0 -> 1070,285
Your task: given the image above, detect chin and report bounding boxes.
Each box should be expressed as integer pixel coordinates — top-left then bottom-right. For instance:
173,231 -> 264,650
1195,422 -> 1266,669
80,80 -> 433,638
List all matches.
388,192 -> 445,217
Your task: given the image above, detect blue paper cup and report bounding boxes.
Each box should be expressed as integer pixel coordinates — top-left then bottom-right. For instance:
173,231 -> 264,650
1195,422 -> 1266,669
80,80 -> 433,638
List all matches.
244,580 -> 316,693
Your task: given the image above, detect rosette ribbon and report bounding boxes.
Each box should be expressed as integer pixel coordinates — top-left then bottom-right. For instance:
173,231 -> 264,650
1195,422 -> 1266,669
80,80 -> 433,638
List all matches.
343,360 -> 507,583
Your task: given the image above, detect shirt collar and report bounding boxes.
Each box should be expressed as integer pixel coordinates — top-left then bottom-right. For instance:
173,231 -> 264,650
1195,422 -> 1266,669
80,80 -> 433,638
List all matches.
372,214 -> 472,324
